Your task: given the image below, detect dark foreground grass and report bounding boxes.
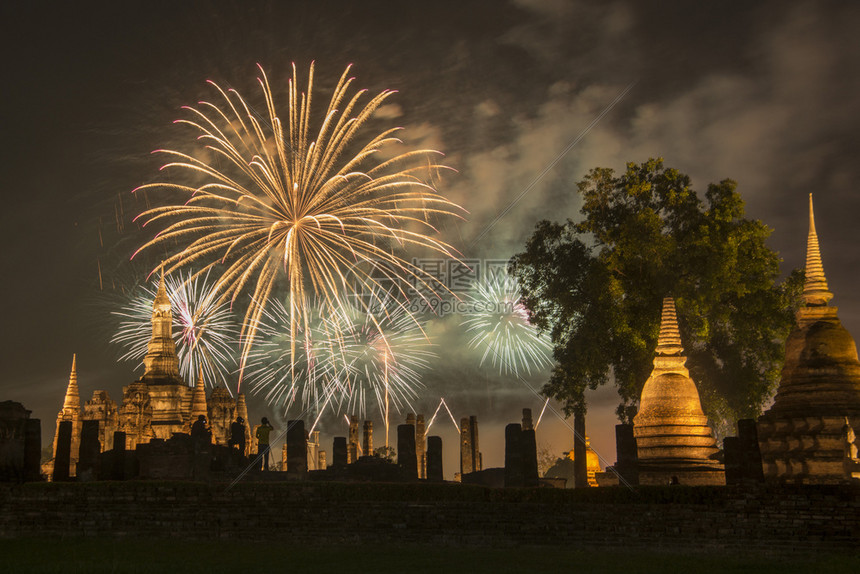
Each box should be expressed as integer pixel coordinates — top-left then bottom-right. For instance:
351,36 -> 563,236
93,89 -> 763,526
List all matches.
1,538 -> 857,574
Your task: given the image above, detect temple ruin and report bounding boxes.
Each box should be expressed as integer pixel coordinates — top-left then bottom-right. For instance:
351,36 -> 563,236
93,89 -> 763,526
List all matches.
757,195 -> 860,483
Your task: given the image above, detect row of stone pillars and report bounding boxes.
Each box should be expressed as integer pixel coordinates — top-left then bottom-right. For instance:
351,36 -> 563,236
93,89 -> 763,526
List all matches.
52,419 -> 128,482
331,415 -> 444,481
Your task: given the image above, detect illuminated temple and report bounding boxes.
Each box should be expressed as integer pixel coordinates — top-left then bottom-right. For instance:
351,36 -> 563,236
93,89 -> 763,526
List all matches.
757,196 -> 860,483
632,298 -> 724,485
47,270 -> 251,477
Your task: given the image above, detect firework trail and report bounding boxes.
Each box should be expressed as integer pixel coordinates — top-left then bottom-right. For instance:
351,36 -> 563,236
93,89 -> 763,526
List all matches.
461,273 -> 552,376
111,270 -> 239,385
133,63 -> 464,385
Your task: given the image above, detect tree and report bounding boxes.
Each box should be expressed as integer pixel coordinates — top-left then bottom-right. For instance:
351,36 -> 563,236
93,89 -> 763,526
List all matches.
509,159 -> 802,435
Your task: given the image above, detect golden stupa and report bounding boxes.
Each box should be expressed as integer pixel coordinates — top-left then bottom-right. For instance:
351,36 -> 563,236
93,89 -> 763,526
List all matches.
757,195 -> 860,483
565,436 -> 602,487
633,297 -> 724,485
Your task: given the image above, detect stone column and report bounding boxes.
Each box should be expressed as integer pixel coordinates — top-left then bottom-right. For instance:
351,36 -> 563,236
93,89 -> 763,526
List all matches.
522,426 -> 539,487
459,417 -> 473,475
333,437 -> 347,467
52,420 -> 72,482
416,414 -> 426,479
348,416 -> 359,463
112,431 -> 127,481
738,419 -> 764,482
362,420 -> 373,457
573,410 -> 587,488
308,430 -> 320,471
287,420 -> 308,477
77,419 -> 101,482
426,436 -> 443,482
470,416 -> 481,471
23,418 -> 41,483
504,423 -> 524,487
614,423 -> 639,486
397,423 -> 417,480
318,450 -> 326,471
522,408 -> 533,431
723,436 -> 741,485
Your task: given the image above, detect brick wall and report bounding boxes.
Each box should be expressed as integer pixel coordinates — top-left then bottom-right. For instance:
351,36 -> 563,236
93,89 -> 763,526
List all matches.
0,482 -> 857,552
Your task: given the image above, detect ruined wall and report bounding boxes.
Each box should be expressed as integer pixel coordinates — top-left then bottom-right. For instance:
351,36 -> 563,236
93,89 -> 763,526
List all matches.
0,483 -> 857,552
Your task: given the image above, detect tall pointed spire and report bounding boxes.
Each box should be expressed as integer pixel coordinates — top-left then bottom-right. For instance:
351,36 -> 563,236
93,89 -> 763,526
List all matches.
62,354 -> 80,410
189,366 -> 208,421
655,298 -> 684,356
153,263 -> 171,312
142,264 -> 181,381
804,194 -> 834,306
651,298 -> 689,378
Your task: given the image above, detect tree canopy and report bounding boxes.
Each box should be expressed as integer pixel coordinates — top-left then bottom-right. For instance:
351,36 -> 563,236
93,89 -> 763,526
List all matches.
509,159 -> 802,433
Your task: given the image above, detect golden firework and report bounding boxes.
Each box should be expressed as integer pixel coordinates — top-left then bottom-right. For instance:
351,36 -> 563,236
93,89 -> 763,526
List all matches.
133,63 -> 463,385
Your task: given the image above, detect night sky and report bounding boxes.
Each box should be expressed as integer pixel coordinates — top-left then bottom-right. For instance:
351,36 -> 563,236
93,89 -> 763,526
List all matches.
3,1 -> 859,474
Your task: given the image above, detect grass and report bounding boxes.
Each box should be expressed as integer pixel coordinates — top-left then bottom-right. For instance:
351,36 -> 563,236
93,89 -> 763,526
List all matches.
1,538 -> 857,574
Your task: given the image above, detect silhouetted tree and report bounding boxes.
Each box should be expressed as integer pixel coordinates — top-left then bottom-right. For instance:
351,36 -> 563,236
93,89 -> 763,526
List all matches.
510,159 -> 802,436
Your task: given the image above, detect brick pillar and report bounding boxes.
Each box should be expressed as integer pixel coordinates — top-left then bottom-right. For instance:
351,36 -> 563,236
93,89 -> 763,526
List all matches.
397,423 -> 417,480
77,419 -> 101,482
348,416 -> 359,463
287,420 -> 307,476
573,410 -> 587,488
426,436 -> 443,482
23,418 -> 41,482
505,423 -> 524,487
460,417 -> 473,475
724,436 -> 741,485
522,427 -> 539,487
52,420 -> 72,482
307,430 -> 320,471
522,408 -> 533,431
362,420 -> 373,457
738,419 -> 764,482
112,431 -> 127,481
416,414 -> 426,479
333,437 -> 348,467
470,416 -> 481,471
615,423 -> 639,486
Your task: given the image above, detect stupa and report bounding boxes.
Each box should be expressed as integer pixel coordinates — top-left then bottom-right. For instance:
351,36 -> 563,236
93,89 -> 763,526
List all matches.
51,355 -> 82,475
633,297 -> 724,485
757,195 -> 860,483
138,266 -> 190,439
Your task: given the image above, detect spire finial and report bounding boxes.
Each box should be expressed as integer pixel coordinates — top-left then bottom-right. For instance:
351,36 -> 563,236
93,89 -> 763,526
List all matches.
63,353 -> 80,410
153,263 -> 171,311
803,194 -> 833,306
655,297 -> 684,356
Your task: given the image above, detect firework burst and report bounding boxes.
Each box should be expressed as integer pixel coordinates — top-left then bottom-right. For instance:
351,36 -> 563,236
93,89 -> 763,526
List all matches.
246,294 -> 436,419
461,273 -> 552,376
111,270 -> 239,384
133,63 -> 464,385
333,296 -> 436,417
244,298 -> 343,410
